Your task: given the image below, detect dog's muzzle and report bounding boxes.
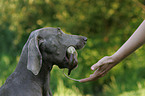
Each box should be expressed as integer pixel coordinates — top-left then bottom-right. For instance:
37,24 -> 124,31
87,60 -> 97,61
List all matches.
66,46 -> 78,75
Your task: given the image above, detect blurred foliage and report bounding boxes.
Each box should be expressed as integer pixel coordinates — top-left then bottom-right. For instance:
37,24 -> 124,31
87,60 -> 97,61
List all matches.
0,0 -> 145,96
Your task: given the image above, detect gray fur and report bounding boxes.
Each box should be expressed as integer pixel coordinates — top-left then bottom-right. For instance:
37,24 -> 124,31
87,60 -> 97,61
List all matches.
0,27 -> 87,96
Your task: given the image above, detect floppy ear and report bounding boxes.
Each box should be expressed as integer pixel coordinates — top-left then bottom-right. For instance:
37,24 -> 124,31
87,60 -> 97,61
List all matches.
27,34 -> 42,75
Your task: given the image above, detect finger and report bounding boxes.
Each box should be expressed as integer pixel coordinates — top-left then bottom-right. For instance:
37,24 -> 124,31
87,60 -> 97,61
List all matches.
79,77 -> 92,82
98,64 -> 109,72
91,57 -> 108,70
80,70 -> 101,83
91,61 -> 103,71
103,59 -> 114,65
98,64 -> 114,77
79,76 -> 99,83
90,74 -> 93,77
90,69 -> 100,77
99,70 -> 106,76
80,62 -> 115,83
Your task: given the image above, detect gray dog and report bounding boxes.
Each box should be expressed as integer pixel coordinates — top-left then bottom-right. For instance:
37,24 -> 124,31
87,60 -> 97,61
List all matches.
0,27 -> 87,96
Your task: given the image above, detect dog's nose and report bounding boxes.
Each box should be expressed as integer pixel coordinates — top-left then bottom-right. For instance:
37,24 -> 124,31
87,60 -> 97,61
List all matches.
83,37 -> 87,41
83,37 -> 87,43
83,37 -> 87,42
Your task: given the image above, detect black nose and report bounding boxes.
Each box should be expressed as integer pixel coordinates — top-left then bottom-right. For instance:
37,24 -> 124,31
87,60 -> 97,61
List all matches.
83,37 -> 87,42
83,37 -> 87,44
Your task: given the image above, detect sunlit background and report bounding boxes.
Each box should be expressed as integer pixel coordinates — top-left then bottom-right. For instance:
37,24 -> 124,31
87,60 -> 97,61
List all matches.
0,0 -> 145,96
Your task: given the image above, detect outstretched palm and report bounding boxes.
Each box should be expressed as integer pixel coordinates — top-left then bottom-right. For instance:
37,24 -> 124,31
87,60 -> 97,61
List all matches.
80,56 -> 118,82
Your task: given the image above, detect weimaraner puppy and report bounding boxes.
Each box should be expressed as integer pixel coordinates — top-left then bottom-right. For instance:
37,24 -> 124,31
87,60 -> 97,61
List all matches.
0,27 -> 87,96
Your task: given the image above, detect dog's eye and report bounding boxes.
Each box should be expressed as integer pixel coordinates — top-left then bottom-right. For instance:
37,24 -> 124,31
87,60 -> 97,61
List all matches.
57,27 -> 64,35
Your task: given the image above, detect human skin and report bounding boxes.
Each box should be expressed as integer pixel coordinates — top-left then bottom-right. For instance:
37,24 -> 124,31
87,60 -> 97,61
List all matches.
80,20 -> 145,82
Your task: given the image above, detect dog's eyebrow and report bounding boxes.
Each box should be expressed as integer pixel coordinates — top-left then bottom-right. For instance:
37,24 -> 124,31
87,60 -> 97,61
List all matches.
57,27 -> 64,34
57,27 -> 61,30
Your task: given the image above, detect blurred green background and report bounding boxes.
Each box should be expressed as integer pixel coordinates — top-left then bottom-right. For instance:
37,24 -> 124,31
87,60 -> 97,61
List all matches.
0,0 -> 145,96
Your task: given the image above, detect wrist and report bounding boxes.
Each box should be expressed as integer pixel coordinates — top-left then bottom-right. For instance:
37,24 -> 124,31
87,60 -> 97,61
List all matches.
111,53 -> 122,64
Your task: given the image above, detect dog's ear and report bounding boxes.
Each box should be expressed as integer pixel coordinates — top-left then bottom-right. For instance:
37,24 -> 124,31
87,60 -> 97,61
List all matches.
27,34 -> 42,75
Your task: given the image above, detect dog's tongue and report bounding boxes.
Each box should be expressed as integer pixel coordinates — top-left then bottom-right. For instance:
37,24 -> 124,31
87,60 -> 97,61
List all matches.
67,46 -> 78,75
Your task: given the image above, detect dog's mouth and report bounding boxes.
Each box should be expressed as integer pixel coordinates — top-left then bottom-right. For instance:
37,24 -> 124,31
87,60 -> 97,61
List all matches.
65,46 -> 78,75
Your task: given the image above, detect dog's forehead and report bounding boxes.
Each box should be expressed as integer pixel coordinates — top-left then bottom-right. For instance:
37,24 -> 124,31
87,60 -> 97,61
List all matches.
30,27 -> 63,38
39,28 -> 58,35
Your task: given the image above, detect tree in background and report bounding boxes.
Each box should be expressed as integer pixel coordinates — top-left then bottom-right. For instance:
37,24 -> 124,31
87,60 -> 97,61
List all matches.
0,0 -> 145,95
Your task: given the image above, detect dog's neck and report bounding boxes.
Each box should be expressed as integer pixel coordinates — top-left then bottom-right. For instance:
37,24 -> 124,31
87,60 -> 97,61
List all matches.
11,43 -> 52,96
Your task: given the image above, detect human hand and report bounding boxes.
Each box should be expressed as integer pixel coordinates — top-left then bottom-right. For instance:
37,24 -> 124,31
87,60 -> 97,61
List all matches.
80,56 -> 119,82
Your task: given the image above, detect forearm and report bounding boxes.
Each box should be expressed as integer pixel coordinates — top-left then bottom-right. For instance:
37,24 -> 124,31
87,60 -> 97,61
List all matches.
112,20 -> 145,62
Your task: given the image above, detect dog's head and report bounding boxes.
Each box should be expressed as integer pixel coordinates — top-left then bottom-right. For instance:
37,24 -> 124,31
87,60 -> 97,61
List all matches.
27,27 -> 87,75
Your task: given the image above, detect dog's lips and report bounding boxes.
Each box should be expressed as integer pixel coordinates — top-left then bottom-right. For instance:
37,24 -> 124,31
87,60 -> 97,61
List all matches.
65,46 -> 78,75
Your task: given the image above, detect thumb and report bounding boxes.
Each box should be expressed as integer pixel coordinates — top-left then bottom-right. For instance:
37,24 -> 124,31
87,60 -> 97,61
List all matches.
91,56 -> 112,70
91,61 -> 102,71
